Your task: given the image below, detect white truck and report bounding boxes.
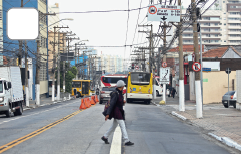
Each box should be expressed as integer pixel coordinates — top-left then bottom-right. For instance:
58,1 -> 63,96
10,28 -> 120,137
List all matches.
0,66 -> 24,117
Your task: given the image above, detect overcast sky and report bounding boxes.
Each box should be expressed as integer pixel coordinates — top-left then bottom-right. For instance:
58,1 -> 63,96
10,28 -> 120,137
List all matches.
48,0 -> 214,59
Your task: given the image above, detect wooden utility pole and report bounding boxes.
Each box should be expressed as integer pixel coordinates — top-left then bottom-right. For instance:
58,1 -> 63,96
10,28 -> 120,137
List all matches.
191,0 -> 202,118
24,41 -> 29,107
36,39 -> 40,106
178,0 -> 185,111
57,31 -> 60,101
52,27 -> 56,102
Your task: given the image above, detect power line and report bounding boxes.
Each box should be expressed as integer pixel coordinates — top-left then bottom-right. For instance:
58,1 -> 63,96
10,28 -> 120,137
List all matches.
56,6 -> 149,14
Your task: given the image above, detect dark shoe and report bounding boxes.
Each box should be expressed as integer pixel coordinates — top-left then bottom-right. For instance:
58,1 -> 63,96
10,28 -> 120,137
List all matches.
125,141 -> 134,146
101,136 -> 109,144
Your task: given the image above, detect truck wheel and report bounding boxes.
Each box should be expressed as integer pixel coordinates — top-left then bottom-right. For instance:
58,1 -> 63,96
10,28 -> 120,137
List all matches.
5,109 -> 12,118
16,103 -> 23,115
234,103 -> 236,109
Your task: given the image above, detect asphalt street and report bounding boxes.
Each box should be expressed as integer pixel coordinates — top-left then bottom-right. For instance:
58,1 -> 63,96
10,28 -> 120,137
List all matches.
0,99 -> 113,154
0,98 -> 235,154
124,102 -> 232,154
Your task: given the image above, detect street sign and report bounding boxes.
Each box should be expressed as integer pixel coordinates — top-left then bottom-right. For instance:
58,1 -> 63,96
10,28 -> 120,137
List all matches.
192,62 -> 201,72
162,62 -> 167,68
226,68 -> 231,74
147,5 -> 180,22
135,65 -> 139,70
202,68 -> 211,72
160,67 -> 170,84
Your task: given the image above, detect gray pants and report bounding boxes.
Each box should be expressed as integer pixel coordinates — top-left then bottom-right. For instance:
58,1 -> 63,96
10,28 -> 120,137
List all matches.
104,119 -> 130,143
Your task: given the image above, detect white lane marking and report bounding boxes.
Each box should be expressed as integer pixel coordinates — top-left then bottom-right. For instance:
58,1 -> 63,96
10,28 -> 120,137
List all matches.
110,126 -> 121,154
0,100 -> 80,125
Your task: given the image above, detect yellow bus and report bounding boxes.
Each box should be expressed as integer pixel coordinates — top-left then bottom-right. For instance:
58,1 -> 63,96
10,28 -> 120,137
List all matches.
72,80 -> 93,98
126,72 -> 153,104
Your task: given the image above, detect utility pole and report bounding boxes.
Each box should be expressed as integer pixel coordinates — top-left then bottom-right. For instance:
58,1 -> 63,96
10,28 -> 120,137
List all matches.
178,0 -> 185,112
36,39 -> 40,106
163,22 -> 167,103
52,26 -> 56,102
62,33 -> 66,92
25,41 -> 29,107
57,31 -> 60,102
75,43 -> 78,80
191,0 -> 202,118
18,0 -> 24,67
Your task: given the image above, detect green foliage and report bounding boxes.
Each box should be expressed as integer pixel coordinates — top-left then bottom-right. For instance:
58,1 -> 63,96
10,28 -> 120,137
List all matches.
55,62 -> 78,93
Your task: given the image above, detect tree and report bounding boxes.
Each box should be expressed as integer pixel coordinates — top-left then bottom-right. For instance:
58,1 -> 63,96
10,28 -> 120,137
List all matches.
55,62 -> 77,93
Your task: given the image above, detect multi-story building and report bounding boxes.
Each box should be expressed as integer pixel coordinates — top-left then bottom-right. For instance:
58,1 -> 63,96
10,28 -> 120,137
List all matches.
98,54 -> 124,74
48,3 -> 60,31
2,0 -> 48,99
175,0 -> 241,46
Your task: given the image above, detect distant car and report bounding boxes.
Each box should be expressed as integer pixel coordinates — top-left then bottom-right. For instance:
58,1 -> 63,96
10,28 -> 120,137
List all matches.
222,91 -> 236,108
100,87 -> 116,104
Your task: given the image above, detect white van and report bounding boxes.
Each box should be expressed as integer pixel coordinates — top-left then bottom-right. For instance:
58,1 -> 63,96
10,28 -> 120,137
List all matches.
154,77 -> 170,96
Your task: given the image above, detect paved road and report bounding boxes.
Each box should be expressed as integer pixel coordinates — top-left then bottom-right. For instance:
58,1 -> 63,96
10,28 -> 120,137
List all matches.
124,102 -> 232,154
0,99 -> 113,154
0,98 -> 236,154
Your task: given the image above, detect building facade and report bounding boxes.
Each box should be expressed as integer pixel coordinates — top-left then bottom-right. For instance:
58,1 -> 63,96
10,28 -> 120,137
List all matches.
175,0 -> 241,46
2,0 -> 48,99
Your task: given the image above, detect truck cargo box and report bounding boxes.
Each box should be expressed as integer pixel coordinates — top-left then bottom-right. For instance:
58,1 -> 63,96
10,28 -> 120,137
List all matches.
0,66 -> 23,102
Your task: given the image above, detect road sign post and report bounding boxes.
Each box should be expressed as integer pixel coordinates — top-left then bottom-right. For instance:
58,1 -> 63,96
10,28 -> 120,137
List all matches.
226,68 -> 231,107
160,67 -> 170,103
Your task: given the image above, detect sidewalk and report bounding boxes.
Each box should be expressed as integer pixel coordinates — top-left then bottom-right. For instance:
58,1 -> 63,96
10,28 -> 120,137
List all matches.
23,95 -> 74,110
152,96 -> 241,151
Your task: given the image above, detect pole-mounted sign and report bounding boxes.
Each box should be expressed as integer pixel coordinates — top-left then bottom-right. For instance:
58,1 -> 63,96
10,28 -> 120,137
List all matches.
135,65 -> 139,70
162,62 -> 167,68
192,62 -> 201,72
160,67 -> 170,84
147,5 -> 180,22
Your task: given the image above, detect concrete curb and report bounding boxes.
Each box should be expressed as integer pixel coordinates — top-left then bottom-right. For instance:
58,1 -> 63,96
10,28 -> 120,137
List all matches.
23,98 -> 74,111
208,133 -> 241,151
171,111 -> 187,121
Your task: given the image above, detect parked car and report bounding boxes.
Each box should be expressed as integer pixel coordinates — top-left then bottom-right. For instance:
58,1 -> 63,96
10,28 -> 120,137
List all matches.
222,91 -> 237,108
100,87 -> 116,104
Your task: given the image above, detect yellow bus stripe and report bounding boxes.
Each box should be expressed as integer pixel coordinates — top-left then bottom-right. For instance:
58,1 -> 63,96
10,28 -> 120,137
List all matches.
0,110 -> 82,153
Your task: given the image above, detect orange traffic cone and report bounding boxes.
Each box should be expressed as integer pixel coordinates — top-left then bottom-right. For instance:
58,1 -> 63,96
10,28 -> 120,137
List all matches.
86,98 -> 92,107
79,99 -> 86,110
90,96 -> 95,105
84,98 -> 90,108
95,95 -> 99,103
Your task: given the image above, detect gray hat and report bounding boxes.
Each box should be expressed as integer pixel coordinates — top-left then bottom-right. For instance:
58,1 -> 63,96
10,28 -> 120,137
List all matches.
116,80 -> 126,87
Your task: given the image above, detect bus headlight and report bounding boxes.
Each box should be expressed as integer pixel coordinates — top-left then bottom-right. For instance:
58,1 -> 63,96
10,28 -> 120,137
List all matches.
148,88 -> 150,94
130,87 -> 132,93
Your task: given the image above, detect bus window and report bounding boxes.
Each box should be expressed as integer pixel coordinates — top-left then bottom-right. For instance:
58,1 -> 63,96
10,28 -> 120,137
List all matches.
103,77 -> 127,84
131,73 -> 150,85
72,82 -> 81,88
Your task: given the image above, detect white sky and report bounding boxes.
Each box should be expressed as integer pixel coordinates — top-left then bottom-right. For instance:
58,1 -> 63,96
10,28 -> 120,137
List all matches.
48,0 -> 214,59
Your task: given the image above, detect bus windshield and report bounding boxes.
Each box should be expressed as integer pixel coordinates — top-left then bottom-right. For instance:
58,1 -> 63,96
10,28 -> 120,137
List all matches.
102,77 -> 127,84
0,81 -> 3,93
72,82 -> 81,88
131,73 -> 151,85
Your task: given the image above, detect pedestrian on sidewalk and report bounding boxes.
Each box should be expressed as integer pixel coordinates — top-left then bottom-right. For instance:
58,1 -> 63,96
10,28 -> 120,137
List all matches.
171,88 -> 176,98
101,80 -> 134,146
